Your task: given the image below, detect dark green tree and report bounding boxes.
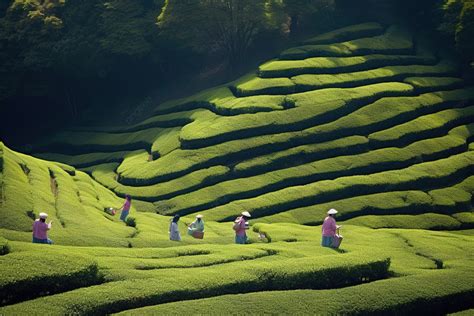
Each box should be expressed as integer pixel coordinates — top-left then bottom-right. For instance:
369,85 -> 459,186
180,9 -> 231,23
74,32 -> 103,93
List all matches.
438,0 -> 474,64
281,0 -> 335,37
158,0 -> 277,71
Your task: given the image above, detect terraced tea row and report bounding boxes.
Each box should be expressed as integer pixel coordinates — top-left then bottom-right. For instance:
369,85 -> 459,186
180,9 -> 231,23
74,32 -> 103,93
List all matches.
2,224 -> 472,314
234,62 -> 458,97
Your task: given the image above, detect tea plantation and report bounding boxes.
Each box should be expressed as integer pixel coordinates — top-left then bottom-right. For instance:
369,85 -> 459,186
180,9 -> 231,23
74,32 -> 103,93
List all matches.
1,22 -> 474,314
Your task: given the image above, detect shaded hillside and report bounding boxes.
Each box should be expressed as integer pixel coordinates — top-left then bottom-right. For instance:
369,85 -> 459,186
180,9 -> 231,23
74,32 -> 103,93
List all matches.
27,22 -> 474,230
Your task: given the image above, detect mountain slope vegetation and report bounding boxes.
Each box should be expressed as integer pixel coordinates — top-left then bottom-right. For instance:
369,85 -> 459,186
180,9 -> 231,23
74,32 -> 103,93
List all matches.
1,22 -> 473,315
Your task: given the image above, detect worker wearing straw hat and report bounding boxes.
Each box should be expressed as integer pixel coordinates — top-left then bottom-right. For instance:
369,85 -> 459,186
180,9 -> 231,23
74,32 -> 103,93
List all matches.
233,211 -> 251,244
32,212 -> 53,245
188,214 -> 205,239
321,208 -> 341,247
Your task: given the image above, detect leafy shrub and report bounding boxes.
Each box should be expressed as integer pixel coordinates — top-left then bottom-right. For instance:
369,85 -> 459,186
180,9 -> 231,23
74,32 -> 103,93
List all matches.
280,25 -> 413,60
303,22 -> 384,45
124,268 -> 474,315
0,237 -> 9,255
125,216 -> 137,228
259,54 -> 435,78
0,252 -> 102,306
0,254 -> 390,314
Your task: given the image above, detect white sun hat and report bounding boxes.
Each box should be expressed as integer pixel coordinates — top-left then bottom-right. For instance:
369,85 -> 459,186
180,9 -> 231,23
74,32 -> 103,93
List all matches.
196,214 -> 204,218
241,211 -> 251,218
327,209 -> 338,215
39,212 -> 48,219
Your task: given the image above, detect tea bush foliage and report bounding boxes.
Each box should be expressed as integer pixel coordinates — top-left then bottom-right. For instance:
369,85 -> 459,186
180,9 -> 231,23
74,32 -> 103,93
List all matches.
1,22 -> 474,314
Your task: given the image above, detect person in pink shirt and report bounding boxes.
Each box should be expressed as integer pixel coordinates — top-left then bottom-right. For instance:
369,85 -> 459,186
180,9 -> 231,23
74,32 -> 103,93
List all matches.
117,195 -> 132,222
321,208 -> 340,247
233,211 -> 251,244
32,212 -> 53,244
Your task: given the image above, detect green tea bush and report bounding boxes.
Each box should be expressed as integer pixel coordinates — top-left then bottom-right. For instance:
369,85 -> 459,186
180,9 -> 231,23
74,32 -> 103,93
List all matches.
124,268 -> 474,315
232,76 -> 296,97
117,87 -> 474,187
125,216 -> 136,228
259,54 -> 436,78
202,151 -> 474,222
35,151 -> 136,168
0,237 -> 9,255
404,76 -> 464,92
291,62 -> 457,91
234,136 -> 369,175
0,254 -> 390,315
303,22 -> 384,45
0,251 -> 102,306
369,107 -> 474,147
34,128 -> 168,155
345,213 -> 463,230
88,162 -> 230,201
179,82 -> 414,149
280,25 -> 413,60
156,132 -> 468,216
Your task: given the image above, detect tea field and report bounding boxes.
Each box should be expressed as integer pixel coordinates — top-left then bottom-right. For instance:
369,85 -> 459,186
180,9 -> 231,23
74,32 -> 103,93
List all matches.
1,22 -> 473,314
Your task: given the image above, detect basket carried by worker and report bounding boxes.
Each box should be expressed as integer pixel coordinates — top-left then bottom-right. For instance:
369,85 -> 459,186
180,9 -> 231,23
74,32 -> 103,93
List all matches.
192,231 -> 204,239
187,227 -> 204,239
104,207 -> 116,216
332,226 -> 343,248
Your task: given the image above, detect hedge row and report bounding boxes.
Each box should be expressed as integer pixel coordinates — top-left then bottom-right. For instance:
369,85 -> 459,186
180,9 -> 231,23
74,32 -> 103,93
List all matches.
299,88 -> 474,151
117,136 -> 367,195
150,85 -> 288,117
235,105 -> 474,175
152,86 -> 233,115
118,87 -> 474,186
369,107 -> 474,148
122,268 -> 474,315
67,110 -> 194,134
89,162 -> 230,202
258,54 -> 436,78
155,132 -> 469,216
234,62 -> 456,97
232,76 -> 296,97
344,213 -> 465,230
34,150 -> 135,169
179,82 -> 414,149
290,62 -> 457,92
303,22 -> 384,45
33,128 -> 167,155
404,76 -> 465,93
234,135 -> 369,175
279,25 -> 413,60
199,151 -> 474,222
0,251 -> 102,306
97,248 -> 275,271
0,237 -> 9,255
0,254 -> 390,315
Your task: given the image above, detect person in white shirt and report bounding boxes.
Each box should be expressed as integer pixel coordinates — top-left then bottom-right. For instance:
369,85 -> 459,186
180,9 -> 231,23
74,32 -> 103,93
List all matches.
169,214 -> 181,241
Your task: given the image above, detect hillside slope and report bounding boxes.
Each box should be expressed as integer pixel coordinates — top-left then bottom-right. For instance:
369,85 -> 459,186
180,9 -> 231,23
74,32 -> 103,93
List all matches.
26,22 -> 474,230
1,22 -> 474,315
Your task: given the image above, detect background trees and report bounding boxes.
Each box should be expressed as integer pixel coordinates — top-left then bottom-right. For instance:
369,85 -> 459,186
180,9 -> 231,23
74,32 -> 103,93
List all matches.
437,0 -> 474,64
0,0 -> 472,146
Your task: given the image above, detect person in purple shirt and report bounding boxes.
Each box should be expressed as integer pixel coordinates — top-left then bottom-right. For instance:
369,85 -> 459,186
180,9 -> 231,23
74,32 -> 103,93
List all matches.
32,212 -> 53,244
117,195 -> 132,222
233,211 -> 251,244
321,208 -> 340,247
